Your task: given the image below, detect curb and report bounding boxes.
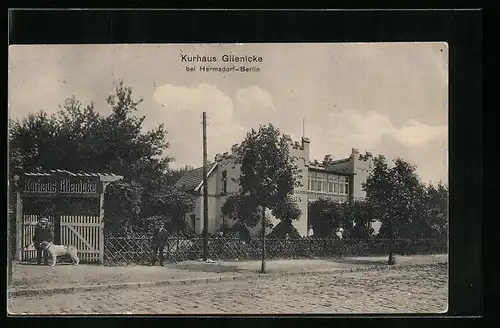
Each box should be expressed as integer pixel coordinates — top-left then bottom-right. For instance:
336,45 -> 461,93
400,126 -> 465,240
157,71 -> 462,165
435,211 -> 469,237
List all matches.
8,262 -> 446,298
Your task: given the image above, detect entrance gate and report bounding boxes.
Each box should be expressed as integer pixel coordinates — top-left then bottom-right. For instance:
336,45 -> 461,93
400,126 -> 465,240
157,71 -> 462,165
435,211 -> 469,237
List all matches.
60,215 -> 101,262
15,170 -> 123,264
22,214 -> 55,260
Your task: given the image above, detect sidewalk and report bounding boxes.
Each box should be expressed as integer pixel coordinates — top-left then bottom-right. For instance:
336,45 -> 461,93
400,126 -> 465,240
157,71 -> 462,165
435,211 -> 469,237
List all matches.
9,254 -> 447,297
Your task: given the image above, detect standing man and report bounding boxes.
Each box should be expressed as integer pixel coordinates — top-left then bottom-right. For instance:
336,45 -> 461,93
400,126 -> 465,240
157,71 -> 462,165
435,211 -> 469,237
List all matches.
33,217 -> 53,265
151,221 -> 169,266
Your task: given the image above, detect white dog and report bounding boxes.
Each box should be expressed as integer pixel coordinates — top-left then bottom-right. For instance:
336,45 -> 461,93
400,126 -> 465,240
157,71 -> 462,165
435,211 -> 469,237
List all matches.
39,241 -> 79,266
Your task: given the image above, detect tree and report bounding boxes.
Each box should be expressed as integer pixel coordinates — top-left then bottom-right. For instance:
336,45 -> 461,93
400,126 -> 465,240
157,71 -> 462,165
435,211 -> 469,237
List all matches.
235,123 -> 302,272
308,198 -> 342,237
221,194 -> 261,227
363,156 -> 426,264
270,195 -> 302,237
149,186 -> 196,231
341,200 -> 374,239
103,181 -> 143,235
424,182 -> 449,239
9,80 -> 188,234
9,111 -> 60,175
10,80 -> 172,177
271,195 -> 302,223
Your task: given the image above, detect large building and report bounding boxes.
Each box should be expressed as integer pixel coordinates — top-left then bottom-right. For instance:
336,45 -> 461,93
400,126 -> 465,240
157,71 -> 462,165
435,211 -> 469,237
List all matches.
175,136 -> 373,237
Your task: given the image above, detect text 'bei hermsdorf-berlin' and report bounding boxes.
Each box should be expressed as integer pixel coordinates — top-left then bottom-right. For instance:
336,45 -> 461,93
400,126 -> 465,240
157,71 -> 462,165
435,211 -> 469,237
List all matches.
181,53 -> 263,73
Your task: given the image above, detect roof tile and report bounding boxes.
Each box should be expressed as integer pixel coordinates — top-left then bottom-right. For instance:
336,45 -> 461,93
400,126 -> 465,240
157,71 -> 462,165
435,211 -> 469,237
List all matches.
175,163 -> 216,191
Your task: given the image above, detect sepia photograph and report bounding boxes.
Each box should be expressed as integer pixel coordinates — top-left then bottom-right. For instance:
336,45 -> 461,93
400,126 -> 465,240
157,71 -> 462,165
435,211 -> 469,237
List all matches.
8,43 -> 449,315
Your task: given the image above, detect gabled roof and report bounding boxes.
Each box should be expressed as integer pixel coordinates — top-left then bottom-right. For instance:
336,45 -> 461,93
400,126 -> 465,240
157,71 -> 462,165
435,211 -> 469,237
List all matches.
174,163 -> 218,192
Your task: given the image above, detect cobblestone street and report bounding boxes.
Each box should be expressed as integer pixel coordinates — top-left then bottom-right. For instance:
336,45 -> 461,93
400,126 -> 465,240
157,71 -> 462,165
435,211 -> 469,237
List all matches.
8,263 -> 447,314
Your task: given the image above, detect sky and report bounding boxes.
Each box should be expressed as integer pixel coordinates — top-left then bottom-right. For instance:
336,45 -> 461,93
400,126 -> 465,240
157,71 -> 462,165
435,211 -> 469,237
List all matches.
8,43 -> 448,185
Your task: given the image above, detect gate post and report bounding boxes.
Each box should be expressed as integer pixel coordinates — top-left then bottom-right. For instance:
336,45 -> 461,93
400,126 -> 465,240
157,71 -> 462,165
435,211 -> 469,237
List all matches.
15,189 -> 23,261
98,182 -> 107,264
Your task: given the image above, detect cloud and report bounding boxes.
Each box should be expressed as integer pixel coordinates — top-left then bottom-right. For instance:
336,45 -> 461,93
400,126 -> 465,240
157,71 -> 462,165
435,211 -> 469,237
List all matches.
324,110 -> 447,148
306,110 -> 448,183
153,83 -> 234,124
396,119 -> 448,147
236,85 -> 276,113
151,83 -> 245,168
233,86 -> 278,128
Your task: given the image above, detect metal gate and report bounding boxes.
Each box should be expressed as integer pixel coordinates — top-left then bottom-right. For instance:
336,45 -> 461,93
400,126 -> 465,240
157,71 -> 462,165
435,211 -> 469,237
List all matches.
21,214 -> 55,261
60,215 -> 102,263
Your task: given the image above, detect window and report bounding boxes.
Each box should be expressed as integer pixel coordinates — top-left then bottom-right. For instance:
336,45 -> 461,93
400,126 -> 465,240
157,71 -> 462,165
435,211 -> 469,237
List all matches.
327,174 -> 337,193
329,175 -> 339,194
190,214 -> 196,229
340,176 -> 349,195
317,174 -> 322,191
221,170 -> 228,194
308,171 -> 316,191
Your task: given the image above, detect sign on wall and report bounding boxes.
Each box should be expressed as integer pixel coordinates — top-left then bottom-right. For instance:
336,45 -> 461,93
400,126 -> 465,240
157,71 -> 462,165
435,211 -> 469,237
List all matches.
23,176 -> 101,196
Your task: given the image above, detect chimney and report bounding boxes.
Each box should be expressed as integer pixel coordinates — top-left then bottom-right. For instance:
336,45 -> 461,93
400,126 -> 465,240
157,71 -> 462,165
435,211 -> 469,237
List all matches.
301,137 -> 310,165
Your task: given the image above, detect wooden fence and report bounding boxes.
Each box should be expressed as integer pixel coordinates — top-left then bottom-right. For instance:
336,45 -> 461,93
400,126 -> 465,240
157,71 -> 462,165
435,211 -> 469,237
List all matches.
60,215 -> 102,263
21,214 -> 103,263
103,231 -> 448,265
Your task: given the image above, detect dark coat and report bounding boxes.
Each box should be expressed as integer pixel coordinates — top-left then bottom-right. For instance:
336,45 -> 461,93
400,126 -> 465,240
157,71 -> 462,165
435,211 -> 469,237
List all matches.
151,228 -> 169,247
33,226 -> 53,244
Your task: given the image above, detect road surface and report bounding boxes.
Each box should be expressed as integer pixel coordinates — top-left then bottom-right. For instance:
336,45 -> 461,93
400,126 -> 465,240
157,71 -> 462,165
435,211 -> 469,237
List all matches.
9,264 -> 447,314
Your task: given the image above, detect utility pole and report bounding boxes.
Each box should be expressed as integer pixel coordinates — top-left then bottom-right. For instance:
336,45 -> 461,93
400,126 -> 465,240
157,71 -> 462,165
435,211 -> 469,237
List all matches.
202,112 -> 209,261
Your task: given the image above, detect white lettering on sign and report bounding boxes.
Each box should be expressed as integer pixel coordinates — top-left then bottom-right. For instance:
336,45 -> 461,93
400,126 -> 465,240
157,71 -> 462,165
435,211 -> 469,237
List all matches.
23,177 -> 99,194
59,178 -> 97,193
23,178 -> 57,193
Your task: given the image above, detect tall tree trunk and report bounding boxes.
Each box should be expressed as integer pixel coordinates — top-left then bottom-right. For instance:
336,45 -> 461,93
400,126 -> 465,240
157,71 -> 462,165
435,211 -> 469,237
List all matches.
388,221 -> 395,265
260,207 -> 266,273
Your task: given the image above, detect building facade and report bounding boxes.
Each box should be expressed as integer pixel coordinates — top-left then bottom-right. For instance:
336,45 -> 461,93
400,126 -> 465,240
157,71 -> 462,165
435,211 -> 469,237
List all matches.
175,136 -> 373,237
